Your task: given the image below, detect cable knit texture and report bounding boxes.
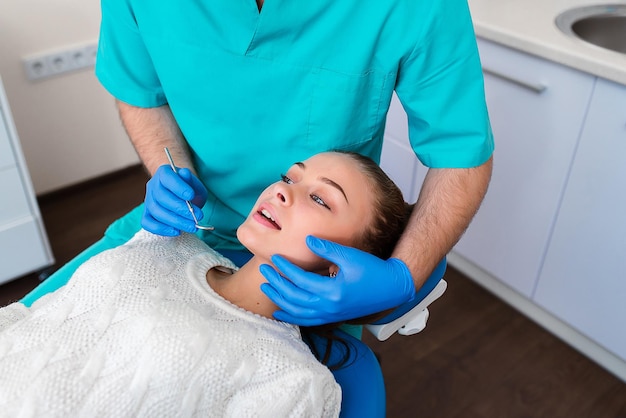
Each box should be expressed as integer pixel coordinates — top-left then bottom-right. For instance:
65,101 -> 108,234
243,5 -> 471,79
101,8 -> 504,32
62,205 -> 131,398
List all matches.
0,231 -> 341,417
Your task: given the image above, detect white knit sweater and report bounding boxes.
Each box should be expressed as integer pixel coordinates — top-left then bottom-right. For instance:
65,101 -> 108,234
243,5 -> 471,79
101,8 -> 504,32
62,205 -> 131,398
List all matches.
0,231 -> 341,417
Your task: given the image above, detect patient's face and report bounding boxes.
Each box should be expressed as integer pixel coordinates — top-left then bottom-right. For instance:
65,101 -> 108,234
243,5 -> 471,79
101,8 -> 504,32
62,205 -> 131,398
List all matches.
237,152 -> 375,273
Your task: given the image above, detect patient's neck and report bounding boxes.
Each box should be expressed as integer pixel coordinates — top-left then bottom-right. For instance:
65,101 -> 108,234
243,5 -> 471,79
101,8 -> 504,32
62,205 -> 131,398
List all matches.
206,257 -> 279,319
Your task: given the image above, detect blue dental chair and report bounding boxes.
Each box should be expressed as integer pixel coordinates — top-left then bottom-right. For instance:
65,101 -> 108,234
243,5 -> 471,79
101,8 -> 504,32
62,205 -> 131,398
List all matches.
22,215 -> 447,418
324,258 -> 448,418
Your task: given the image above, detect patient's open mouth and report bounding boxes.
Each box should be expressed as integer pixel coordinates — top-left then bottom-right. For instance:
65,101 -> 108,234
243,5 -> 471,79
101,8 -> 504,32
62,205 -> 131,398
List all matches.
258,208 -> 281,230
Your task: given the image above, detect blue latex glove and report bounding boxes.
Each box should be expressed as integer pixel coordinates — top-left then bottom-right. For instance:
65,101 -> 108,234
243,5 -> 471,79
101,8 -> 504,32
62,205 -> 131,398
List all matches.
259,236 -> 416,326
142,165 -> 208,236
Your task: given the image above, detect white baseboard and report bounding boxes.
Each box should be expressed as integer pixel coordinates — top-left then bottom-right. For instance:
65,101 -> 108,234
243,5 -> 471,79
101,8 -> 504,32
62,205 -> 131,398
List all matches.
448,251 -> 626,383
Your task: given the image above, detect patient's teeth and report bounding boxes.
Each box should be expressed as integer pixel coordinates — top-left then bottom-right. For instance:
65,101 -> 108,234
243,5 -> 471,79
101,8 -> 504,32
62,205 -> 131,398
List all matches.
261,209 -> 274,221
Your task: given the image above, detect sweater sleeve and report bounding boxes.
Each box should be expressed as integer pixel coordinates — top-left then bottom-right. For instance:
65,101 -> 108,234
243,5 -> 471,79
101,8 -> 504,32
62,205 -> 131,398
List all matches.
0,302 -> 30,332
224,368 -> 341,418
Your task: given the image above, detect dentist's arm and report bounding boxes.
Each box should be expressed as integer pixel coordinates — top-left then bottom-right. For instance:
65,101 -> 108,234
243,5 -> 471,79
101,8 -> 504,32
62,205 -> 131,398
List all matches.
117,101 -> 207,235
395,157 -> 493,289
118,101 -> 195,174
260,157 -> 492,325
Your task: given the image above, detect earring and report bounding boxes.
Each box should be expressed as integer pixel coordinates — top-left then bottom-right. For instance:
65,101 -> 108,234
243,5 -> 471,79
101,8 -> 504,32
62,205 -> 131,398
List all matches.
329,271 -> 337,278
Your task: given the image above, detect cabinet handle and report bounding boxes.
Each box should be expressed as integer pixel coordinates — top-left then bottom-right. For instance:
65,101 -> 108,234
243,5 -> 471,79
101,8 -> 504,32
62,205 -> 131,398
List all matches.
482,67 -> 547,94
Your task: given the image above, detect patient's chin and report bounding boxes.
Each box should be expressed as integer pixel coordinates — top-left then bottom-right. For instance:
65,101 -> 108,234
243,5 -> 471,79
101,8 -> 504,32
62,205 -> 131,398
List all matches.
235,224 -> 253,248
236,226 -> 269,261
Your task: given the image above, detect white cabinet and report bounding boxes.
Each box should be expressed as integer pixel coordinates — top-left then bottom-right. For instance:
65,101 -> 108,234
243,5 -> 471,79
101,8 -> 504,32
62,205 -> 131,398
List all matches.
380,37 -> 626,377
534,78 -> 626,360
452,39 -> 596,297
0,76 -> 54,284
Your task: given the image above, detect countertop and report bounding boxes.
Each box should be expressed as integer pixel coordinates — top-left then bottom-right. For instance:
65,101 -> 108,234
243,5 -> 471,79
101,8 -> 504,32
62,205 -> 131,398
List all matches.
468,0 -> 626,85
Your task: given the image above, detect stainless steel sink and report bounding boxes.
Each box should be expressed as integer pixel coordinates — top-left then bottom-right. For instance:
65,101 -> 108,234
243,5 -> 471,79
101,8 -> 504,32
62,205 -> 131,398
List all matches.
556,4 -> 626,54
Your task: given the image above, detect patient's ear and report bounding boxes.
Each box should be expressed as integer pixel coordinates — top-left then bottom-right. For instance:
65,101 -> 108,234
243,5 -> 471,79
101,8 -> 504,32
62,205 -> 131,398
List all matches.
328,265 -> 339,278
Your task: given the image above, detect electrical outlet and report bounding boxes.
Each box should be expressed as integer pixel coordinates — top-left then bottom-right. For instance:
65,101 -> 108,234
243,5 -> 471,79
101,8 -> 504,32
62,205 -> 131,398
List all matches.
83,44 -> 98,67
68,48 -> 88,69
22,42 -> 99,82
23,56 -> 50,81
45,51 -> 72,76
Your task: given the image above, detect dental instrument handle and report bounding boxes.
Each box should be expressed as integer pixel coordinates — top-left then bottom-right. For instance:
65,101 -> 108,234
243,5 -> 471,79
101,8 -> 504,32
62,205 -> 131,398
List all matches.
163,147 -> 214,231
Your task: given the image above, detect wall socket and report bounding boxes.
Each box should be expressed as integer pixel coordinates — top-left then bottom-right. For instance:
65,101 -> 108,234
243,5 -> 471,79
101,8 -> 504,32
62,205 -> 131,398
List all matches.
23,42 -> 98,82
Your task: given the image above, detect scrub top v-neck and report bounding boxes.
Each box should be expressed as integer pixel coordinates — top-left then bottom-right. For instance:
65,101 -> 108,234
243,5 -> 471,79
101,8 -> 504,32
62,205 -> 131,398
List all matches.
96,0 -> 494,250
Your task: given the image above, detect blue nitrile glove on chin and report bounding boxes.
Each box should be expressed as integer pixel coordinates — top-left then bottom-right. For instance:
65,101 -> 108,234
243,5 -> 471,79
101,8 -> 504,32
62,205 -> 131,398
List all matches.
259,236 -> 416,326
142,165 -> 208,236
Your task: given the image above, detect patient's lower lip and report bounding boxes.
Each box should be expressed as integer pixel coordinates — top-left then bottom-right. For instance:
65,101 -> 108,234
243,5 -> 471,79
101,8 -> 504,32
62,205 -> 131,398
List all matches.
253,211 -> 280,230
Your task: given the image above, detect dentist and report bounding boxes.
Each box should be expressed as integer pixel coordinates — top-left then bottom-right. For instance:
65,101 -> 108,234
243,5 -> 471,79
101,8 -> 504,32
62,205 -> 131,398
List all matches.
29,0 -> 494,330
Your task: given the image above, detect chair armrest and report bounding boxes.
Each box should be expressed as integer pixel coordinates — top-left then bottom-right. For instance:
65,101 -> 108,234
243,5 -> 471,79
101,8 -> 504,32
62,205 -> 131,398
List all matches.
365,258 -> 447,341
365,280 -> 447,341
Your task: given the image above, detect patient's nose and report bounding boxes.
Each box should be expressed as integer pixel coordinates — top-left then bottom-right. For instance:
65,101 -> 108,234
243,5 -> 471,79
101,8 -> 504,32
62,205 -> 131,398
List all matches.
274,183 -> 292,205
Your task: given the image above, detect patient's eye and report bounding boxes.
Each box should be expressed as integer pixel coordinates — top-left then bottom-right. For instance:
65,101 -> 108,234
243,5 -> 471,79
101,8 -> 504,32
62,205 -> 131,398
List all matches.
281,174 -> 293,184
311,194 -> 330,210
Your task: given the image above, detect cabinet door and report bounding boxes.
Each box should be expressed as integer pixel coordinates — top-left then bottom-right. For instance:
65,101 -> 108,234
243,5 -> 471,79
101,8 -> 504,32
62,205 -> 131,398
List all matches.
0,76 -> 54,285
534,79 -> 626,360
0,109 -> 16,170
0,221 -> 52,284
452,39 -> 595,297
0,167 -> 32,224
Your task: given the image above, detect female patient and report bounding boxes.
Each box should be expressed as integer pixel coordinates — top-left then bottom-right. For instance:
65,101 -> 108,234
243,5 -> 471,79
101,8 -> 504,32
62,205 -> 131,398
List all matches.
0,151 -> 410,417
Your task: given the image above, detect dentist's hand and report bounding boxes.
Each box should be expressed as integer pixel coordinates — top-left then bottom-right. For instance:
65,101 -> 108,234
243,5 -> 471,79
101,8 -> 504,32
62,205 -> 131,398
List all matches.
142,165 -> 208,236
259,236 -> 416,326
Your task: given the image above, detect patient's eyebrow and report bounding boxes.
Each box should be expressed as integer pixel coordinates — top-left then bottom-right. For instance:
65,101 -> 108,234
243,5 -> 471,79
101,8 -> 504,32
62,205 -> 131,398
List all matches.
294,161 -> 349,203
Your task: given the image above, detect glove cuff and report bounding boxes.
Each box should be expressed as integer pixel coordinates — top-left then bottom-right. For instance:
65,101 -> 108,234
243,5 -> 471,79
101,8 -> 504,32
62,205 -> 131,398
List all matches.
388,257 -> 416,301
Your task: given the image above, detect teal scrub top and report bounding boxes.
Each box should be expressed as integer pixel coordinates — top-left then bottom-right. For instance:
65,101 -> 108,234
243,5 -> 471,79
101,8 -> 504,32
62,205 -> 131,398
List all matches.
96,0 -> 494,251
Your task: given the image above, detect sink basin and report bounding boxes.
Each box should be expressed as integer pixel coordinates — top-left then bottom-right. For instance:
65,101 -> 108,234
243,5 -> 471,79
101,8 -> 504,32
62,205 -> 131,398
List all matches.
555,4 -> 626,54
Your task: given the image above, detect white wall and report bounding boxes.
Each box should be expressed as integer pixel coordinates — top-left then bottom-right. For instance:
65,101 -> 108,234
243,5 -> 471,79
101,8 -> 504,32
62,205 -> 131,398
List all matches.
0,0 -> 139,195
